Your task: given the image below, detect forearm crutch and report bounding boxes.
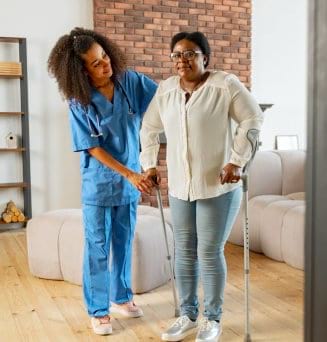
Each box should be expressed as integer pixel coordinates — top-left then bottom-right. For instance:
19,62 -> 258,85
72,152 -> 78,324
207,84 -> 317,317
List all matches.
240,129 -> 260,342
155,185 -> 180,317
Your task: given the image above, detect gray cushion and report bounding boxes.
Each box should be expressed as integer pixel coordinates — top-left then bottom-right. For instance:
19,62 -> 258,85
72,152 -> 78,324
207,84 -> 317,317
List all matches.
229,195 -> 286,252
248,151 -> 282,199
260,200 -> 304,262
281,205 -> 305,269
273,150 -> 305,195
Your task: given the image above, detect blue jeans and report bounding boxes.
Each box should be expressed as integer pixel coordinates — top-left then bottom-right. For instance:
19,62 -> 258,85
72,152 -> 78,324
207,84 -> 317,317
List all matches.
169,188 -> 242,321
82,201 -> 137,317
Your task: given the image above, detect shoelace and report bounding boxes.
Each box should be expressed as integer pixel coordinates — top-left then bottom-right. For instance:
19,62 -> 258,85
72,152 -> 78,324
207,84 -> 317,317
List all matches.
172,315 -> 190,328
199,318 -> 215,332
126,301 -> 139,311
96,316 -> 111,324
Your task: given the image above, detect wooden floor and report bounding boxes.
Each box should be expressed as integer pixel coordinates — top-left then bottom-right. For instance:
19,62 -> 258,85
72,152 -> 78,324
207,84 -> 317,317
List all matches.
0,230 -> 303,342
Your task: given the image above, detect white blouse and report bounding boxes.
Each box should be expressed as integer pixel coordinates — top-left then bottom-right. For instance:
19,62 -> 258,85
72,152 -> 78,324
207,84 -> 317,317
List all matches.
140,71 -> 264,201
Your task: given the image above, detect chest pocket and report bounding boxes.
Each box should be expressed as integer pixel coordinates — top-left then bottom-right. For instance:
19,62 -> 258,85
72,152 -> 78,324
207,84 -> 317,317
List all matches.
100,115 -> 125,155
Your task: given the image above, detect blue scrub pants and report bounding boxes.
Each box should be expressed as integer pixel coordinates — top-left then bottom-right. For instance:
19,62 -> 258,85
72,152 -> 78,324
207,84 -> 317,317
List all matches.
169,188 -> 242,321
82,201 -> 137,317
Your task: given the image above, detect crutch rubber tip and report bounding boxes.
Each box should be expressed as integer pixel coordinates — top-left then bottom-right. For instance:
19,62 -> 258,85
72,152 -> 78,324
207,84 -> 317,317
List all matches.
244,334 -> 251,341
175,309 -> 180,317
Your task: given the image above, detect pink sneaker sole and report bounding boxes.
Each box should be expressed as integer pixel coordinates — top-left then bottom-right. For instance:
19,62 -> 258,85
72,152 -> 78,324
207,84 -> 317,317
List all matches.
91,317 -> 112,335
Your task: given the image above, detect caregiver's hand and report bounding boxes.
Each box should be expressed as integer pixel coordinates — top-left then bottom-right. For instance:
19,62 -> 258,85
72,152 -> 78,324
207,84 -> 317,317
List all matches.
127,172 -> 154,194
144,167 -> 161,186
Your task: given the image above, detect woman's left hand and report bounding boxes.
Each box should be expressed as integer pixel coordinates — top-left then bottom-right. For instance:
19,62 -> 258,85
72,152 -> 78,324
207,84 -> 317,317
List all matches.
219,163 -> 241,184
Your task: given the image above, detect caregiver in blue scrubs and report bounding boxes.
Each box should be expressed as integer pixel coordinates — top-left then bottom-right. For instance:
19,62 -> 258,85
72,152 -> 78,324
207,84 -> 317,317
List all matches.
48,27 -> 157,335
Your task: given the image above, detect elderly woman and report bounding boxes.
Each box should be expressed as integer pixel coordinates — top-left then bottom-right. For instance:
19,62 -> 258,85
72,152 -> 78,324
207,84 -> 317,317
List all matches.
140,31 -> 264,342
48,27 -> 157,335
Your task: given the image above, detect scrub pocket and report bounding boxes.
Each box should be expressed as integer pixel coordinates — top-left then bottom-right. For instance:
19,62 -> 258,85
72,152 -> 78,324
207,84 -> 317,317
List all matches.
81,166 -> 113,204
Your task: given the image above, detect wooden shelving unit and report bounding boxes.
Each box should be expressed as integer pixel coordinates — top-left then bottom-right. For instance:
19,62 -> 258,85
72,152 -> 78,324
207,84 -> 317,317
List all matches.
0,37 -> 32,227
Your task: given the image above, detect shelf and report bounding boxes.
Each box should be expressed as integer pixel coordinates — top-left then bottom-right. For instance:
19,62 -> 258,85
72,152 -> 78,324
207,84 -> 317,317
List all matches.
0,75 -> 22,79
0,37 -> 21,43
0,148 -> 26,152
0,182 -> 28,189
0,217 -> 29,225
0,112 -> 24,116
0,62 -> 22,77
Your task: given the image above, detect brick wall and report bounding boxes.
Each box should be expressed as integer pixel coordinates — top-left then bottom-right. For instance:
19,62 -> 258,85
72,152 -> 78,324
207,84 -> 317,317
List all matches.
93,0 -> 252,207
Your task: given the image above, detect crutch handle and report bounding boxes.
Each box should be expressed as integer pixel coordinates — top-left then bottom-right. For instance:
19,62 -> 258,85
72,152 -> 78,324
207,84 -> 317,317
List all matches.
242,129 -> 260,176
151,175 -> 159,186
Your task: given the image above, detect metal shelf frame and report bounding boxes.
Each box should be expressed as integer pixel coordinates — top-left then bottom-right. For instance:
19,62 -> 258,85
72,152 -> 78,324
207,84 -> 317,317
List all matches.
0,37 -> 32,223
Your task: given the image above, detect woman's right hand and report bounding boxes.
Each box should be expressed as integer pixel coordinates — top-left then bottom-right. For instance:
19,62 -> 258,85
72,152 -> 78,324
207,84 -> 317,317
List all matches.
144,168 -> 161,186
127,171 -> 155,194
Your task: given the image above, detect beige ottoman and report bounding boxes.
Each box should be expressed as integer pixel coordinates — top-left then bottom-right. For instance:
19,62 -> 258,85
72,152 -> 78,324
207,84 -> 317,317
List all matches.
26,205 -> 174,294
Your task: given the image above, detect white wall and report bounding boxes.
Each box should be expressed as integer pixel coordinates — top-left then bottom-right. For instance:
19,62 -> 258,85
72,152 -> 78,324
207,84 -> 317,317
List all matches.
252,0 -> 308,150
0,0 -> 93,217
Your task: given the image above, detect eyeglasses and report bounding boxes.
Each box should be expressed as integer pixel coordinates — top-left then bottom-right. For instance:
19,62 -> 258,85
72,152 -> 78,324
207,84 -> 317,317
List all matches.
170,50 -> 202,62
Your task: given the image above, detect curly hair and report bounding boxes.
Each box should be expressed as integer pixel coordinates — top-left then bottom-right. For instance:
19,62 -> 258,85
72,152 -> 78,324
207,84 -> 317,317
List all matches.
170,31 -> 211,68
48,27 -> 127,106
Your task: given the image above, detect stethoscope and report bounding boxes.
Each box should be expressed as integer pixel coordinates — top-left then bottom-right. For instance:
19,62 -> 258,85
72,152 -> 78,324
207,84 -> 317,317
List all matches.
85,81 -> 135,138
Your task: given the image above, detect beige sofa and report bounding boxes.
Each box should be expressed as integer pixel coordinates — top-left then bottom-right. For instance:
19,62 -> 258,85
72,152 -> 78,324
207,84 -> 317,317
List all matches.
229,150 -> 306,270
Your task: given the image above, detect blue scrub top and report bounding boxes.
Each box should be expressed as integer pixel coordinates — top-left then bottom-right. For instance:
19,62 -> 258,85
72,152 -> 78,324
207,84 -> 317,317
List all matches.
68,70 -> 157,206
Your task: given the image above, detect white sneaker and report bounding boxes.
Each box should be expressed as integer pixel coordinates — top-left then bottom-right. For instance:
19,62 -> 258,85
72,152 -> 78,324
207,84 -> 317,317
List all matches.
195,318 -> 222,342
161,315 -> 198,341
110,301 -> 144,318
91,316 -> 112,335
